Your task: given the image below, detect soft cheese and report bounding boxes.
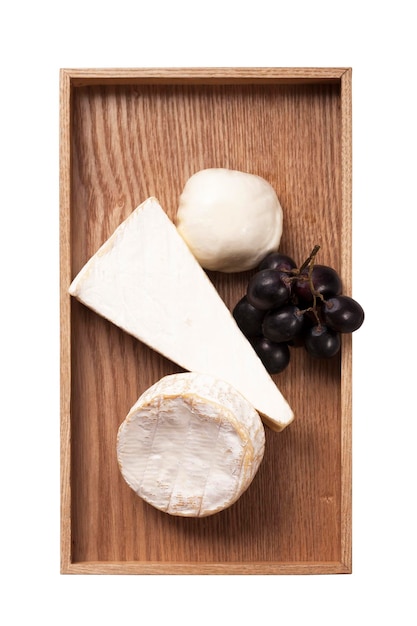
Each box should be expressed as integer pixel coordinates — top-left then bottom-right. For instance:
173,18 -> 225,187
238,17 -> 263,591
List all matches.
176,168 -> 283,272
69,197 -> 294,431
116,372 -> 265,516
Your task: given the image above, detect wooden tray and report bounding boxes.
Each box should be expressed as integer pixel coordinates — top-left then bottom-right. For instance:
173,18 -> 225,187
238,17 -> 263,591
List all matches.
60,67 -> 352,574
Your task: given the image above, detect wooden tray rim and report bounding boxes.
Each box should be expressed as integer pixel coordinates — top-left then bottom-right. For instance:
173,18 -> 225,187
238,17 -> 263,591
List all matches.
60,67 -> 352,575
60,66 -> 350,86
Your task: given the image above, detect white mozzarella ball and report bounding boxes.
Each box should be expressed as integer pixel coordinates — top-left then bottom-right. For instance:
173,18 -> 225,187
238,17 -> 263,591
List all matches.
175,168 -> 283,272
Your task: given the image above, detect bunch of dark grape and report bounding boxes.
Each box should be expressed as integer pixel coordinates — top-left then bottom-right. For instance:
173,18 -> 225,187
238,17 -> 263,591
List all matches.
232,245 -> 364,374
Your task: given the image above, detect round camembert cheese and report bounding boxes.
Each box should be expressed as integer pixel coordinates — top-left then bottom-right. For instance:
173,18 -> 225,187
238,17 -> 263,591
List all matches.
116,372 -> 266,517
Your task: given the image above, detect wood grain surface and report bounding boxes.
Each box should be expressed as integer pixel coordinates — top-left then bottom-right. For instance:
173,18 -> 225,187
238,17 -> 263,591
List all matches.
60,68 -> 352,574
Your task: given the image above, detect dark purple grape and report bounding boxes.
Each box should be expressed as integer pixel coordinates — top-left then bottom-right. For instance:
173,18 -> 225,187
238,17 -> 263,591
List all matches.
258,252 -> 297,273
294,264 -> 343,304
232,296 -> 265,337
304,324 -> 341,358
250,336 -> 290,374
263,305 -> 304,343
323,295 -> 364,333
246,269 -> 290,310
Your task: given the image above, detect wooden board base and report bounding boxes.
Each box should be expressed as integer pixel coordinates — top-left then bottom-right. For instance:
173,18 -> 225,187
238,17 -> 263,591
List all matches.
60,67 -> 352,574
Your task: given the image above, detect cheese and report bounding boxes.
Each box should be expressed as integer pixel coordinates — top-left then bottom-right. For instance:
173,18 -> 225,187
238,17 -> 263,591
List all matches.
116,372 -> 265,516
69,197 -> 294,431
176,168 -> 283,272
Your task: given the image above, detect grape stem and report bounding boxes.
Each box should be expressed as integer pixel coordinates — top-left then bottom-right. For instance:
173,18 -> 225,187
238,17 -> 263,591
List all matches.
280,244 -> 327,326
300,305 -> 322,326
299,244 -> 321,274
295,245 -> 325,328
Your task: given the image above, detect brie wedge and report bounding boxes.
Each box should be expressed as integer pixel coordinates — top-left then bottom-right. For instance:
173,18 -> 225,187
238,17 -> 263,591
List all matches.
116,372 -> 265,516
69,197 -> 294,431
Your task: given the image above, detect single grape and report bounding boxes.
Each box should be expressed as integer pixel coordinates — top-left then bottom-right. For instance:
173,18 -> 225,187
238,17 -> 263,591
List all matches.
304,324 -> 341,358
250,336 -> 290,374
263,305 -> 304,343
246,269 -> 291,310
294,264 -> 343,304
258,252 -> 297,273
232,296 -> 265,337
323,295 -> 364,333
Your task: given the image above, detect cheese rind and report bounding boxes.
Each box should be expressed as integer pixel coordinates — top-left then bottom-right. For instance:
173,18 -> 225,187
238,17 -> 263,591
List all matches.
69,197 -> 294,431
116,372 -> 266,517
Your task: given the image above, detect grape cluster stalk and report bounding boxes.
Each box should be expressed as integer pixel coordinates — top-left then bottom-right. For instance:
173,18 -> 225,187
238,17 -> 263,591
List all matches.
232,246 -> 364,374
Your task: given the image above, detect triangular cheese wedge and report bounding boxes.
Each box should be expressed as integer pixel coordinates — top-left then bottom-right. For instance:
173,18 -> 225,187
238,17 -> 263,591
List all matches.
69,197 -> 294,431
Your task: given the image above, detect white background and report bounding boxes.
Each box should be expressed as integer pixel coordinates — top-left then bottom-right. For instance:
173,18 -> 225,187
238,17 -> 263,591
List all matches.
1,2 -> 415,624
